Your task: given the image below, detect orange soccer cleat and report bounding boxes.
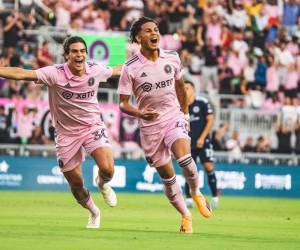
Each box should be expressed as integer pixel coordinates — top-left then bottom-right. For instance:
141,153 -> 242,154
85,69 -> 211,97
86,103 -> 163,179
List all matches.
180,215 -> 193,233
192,194 -> 212,218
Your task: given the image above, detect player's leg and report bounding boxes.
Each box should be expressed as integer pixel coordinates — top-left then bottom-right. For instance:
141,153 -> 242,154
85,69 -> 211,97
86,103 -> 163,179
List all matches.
200,143 -> 219,209
91,146 -> 117,207
203,162 -> 219,209
63,164 -> 100,228
156,161 -> 192,233
140,122 -> 192,232
184,148 -> 198,208
171,138 -> 212,218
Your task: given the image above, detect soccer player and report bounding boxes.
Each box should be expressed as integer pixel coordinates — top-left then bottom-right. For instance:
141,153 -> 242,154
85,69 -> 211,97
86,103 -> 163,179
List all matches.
0,36 -> 121,229
184,81 -> 219,209
118,17 -> 212,234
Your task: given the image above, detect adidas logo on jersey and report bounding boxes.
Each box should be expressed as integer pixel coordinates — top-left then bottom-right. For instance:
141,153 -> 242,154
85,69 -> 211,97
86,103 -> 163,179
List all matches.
64,83 -> 71,88
140,72 -> 147,77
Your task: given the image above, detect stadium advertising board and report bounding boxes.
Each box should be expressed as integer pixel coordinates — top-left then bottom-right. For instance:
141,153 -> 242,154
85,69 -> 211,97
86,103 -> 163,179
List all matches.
0,157 -> 299,198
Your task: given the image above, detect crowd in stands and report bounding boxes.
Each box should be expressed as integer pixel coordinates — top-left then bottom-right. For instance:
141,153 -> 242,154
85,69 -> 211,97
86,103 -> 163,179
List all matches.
0,0 -> 299,155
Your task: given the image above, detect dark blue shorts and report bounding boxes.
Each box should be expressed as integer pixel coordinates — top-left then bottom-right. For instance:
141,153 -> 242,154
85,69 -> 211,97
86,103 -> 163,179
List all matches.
191,140 -> 214,164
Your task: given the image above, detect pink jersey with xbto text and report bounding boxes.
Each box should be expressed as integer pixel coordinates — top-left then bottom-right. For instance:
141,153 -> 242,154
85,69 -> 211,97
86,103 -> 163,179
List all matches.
117,49 -> 184,127
35,62 -> 113,134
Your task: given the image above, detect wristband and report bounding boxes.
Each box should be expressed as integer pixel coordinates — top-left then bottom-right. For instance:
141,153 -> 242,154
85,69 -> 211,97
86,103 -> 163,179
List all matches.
184,113 -> 190,121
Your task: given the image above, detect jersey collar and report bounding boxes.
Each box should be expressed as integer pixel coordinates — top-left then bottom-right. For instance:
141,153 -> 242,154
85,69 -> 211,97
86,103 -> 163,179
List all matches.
137,48 -> 166,64
63,63 -> 91,80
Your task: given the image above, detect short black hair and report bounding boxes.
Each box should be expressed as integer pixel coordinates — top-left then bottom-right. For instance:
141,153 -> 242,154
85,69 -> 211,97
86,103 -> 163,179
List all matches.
62,36 -> 87,60
184,81 -> 195,88
130,16 -> 158,43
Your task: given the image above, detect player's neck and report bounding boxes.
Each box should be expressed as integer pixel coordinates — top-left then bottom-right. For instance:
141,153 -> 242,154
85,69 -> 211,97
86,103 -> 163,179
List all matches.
188,96 -> 195,105
140,48 -> 159,62
67,62 -> 85,77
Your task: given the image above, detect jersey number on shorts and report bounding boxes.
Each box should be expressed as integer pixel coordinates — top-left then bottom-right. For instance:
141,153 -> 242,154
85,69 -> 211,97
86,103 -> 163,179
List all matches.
92,129 -> 107,141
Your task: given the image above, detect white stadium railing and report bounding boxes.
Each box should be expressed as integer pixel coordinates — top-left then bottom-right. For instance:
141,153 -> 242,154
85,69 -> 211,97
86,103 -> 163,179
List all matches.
0,144 -> 299,166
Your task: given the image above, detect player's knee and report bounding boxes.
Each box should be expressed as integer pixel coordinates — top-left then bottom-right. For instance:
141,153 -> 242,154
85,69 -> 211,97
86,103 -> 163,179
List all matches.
204,163 -> 214,172
177,154 -> 193,168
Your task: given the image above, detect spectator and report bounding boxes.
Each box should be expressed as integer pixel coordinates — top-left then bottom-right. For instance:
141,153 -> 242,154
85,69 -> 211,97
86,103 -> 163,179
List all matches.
263,0 -> 280,28
241,57 -> 256,95
282,0 -> 300,36
0,105 -> 10,143
262,92 -> 281,111
242,136 -> 255,152
284,63 -> 298,105
205,12 -> 222,46
212,122 -> 229,151
287,36 -> 300,56
2,12 -> 23,49
295,116 -> 300,154
265,56 -> 279,97
276,113 -> 293,154
220,25 -> 234,49
55,0 -> 72,27
227,2 -> 248,30
255,135 -> 271,153
16,106 -> 34,144
20,43 -> 37,70
275,41 -> 294,86
167,0 -> 186,33
200,37 -> 221,92
254,55 -> 267,90
29,125 -> 49,144
37,41 -> 53,68
219,61 -> 234,95
226,130 -> 242,161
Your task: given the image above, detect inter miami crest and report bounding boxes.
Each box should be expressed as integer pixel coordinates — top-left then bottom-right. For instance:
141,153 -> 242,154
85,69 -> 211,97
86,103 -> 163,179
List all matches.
88,77 -> 95,86
164,64 -> 172,74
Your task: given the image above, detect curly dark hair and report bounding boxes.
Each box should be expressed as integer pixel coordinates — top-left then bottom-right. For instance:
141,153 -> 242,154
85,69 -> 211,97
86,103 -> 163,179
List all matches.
62,36 -> 87,61
130,16 -> 158,43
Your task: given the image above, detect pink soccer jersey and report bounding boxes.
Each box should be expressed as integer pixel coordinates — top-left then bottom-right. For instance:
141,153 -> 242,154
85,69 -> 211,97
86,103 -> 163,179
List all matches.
118,49 -> 184,127
35,62 -> 113,134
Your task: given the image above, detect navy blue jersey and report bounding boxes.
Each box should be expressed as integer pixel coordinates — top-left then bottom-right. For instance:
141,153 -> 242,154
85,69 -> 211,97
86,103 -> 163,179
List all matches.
189,96 -> 213,149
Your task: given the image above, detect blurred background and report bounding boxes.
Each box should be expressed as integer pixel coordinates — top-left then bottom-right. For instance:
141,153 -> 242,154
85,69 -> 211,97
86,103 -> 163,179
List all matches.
0,0 -> 299,196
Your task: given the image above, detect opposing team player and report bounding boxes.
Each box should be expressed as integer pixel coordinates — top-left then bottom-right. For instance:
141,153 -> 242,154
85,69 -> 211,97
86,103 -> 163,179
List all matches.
118,17 -> 212,234
0,36 -> 121,229
184,81 -> 219,209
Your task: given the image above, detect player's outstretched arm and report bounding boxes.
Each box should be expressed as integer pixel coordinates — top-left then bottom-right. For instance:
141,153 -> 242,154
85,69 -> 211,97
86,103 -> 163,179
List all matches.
175,78 -> 189,114
0,67 -> 37,81
112,65 -> 123,77
119,94 -> 159,121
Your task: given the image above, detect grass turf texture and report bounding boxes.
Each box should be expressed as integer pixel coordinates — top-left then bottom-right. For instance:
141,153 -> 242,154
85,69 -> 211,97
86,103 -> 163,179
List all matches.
0,192 -> 299,250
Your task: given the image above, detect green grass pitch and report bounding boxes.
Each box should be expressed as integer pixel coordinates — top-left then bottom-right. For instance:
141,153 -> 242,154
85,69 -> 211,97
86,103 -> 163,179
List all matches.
0,191 -> 299,250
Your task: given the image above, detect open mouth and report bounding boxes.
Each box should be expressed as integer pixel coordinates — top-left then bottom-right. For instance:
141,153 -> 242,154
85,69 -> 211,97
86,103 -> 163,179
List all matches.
150,37 -> 158,45
75,59 -> 84,67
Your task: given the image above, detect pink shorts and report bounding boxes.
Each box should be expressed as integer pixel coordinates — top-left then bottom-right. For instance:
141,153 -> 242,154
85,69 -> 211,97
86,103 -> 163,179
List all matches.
140,115 -> 190,168
55,124 -> 111,172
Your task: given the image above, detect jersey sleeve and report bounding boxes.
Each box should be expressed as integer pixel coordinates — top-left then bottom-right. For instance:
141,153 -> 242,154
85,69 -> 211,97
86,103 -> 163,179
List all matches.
204,101 -> 214,116
95,63 -> 113,81
117,65 -> 133,96
174,53 -> 184,80
35,66 -> 58,86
